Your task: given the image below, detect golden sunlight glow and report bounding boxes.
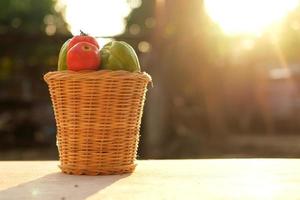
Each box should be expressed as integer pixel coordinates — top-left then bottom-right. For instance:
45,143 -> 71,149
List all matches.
57,0 -> 132,37
204,0 -> 299,36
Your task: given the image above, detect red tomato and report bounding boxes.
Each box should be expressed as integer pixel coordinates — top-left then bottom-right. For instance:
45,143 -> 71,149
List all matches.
67,42 -> 101,71
67,34 -> 99,51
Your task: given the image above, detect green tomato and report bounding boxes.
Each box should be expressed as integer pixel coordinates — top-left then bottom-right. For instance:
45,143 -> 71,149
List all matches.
100,41 -> 140,72
57,39 -> 70,71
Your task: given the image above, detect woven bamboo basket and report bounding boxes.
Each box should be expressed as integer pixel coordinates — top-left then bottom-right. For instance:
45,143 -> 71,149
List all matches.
44,70 -> 151,175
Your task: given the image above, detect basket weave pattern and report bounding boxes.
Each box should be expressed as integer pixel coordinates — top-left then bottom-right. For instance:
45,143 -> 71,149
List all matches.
44,70 -> 151,175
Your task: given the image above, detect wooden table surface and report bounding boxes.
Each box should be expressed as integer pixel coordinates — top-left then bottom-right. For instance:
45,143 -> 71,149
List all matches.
1,159 -> 300,200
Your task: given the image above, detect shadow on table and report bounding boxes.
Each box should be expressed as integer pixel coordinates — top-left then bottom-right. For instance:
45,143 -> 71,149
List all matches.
0,172 -> 130,200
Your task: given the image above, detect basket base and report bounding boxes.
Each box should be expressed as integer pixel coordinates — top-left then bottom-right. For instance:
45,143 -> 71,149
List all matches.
58,164 -> 137,175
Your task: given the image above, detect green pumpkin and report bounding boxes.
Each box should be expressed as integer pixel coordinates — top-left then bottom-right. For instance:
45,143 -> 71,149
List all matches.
57,39 -> 70,71
100,41 -> 140,72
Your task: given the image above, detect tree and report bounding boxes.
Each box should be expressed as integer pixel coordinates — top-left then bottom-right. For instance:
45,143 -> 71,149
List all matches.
0,0 -> 71,82
123,0 -> 228,158
0,0 -> 71,148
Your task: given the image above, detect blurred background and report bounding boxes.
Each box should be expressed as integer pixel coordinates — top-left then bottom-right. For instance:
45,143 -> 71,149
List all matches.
1,0 -> 300,160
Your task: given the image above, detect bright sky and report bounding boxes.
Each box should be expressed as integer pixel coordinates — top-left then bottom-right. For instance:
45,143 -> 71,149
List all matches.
57,0 -> 299,38
57,0 -> 135,37
205,0 -> 299,36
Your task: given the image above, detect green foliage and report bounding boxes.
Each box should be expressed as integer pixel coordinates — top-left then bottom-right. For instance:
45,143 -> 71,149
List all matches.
0,0 -> 71,80
125,0 -> 155,35
0,0 -> 68,35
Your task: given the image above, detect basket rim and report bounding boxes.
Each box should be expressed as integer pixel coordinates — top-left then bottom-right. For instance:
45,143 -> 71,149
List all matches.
44,70 -> 151,83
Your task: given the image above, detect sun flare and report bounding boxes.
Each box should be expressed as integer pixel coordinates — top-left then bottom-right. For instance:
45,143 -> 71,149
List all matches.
204,0 -> 299,36
57,0 -> 132,37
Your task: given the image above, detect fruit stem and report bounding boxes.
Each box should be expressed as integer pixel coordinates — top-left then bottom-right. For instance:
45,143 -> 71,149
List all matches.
80,30 -> 88,36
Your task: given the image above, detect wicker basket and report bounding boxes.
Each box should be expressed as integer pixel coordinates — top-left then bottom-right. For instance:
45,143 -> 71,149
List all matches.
44,70 -> 151,175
